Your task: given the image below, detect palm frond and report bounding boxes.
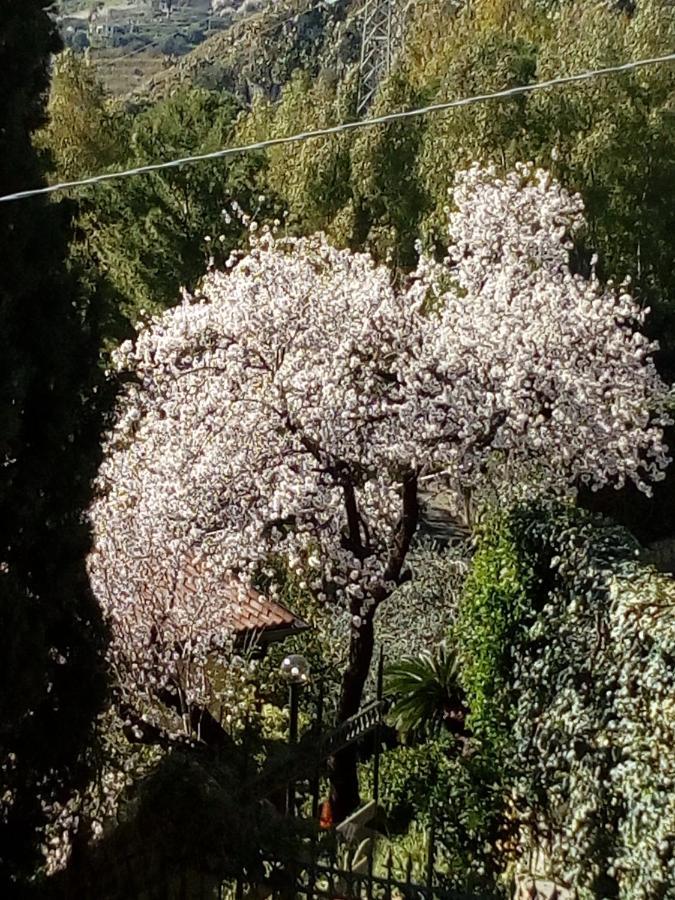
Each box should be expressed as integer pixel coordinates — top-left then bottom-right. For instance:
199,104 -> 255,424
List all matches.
384,643 -> 464,739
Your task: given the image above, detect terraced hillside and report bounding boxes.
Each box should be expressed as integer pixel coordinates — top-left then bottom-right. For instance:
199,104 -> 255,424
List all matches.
57,0 -> 283,96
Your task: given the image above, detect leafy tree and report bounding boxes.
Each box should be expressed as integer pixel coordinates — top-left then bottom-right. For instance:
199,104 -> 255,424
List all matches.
377,739 -> 506,893
89,164 -> 668,822
75,86 -> 261,330
70,29 -> 90,52
238,69 -> 357,239
39,67 -> 265,341
38,51 -> 129,182
160,32 -> 191,57
0,2 -> 108,890
348,70 -> 432,267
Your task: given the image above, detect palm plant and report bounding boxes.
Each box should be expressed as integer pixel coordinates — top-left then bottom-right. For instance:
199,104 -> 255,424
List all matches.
384,643 -> 467,741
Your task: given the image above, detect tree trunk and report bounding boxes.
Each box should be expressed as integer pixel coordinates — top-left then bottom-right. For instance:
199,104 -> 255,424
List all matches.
328,609 -> 375,822
328,471 -> 419,822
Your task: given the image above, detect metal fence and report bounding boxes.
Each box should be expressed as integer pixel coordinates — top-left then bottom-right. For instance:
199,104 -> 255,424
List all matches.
227,816 -> 497,900
231,841 -> 484,900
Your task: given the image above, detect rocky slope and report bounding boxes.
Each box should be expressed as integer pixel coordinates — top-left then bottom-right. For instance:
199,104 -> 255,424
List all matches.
133,0 -> 362,104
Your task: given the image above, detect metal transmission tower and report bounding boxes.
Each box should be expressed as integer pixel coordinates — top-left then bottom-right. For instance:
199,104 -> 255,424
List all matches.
356,0 -> 411,116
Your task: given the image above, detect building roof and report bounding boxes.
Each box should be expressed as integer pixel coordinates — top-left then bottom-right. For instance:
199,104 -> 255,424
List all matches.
230,589 -> 308,638
162,555 -> 309,646
91,542 -> 309,648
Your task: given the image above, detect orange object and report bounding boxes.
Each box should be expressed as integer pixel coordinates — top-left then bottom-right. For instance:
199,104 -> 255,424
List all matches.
319,799 -> 334,829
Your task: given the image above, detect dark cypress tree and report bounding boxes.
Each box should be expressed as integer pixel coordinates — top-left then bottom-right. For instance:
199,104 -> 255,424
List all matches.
0,1 -> 108,890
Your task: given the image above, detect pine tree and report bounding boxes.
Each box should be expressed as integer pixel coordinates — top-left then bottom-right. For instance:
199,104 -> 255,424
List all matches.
0,1 -> 108,889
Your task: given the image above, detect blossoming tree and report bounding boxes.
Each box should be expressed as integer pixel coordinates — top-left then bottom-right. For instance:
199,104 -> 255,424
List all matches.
89,164 -> 670,819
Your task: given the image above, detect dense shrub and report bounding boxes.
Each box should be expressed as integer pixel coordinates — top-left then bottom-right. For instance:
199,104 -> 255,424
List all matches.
160,33 -> 191,57
379,740 -> 454,833
452,500 -> 675,897
184,24 -> 204,45
378,739 -> 507,895
454,514 -> 534,757
41,71 -> 261,335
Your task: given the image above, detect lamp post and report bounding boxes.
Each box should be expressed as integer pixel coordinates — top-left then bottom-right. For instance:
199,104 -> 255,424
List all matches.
280,653 -> 310,816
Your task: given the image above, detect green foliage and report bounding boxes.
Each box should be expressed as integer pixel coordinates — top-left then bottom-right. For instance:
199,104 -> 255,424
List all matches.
452,499 -> 675,897
239,69 -> 357,239
89,86 -> 259,325
372,820 -> 435,884
349,71 -> 432,266
70,29 -> 90,52
376,539 -> 468,663
378,739 -> 507,895
433,750 -> 510,897
384,643 -> 463,740
454,511 -> 534,756
38,52 -> 129,181
39,73 -> 264,337
378,739 -> 455,832
160,32 -> 192,57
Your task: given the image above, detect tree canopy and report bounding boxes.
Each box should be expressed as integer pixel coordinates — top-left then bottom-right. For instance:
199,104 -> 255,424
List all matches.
89,162 -> 669,822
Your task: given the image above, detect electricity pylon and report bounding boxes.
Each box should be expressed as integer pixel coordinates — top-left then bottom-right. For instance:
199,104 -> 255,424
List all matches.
356,0 -> 411,116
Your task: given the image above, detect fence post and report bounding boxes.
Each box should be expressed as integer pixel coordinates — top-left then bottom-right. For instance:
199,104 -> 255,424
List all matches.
405,853 -> 413,898
373,647 -> 384,804
307,838 -> 317,899
384,848 -> 393,900
346,843 -> 355,898
366,847 -> 374,900
312,677 -> 325,818
328,841 -> 337,900
286,681 -> 300,816
426,813 -> 436,898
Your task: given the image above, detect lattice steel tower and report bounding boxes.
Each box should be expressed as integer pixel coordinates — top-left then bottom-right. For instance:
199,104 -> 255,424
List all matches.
356,0 -> 411,116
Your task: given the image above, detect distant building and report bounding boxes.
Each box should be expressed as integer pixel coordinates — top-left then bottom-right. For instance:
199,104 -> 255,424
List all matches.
152,0 -> 212,13
88,3 -> 147,36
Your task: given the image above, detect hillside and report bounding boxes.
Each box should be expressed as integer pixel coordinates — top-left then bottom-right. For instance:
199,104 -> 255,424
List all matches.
57,0 -> 283,95
132,0 -> 362,104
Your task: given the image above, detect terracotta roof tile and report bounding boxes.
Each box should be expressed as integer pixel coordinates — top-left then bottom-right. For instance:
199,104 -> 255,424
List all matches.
136,554 -> 308,641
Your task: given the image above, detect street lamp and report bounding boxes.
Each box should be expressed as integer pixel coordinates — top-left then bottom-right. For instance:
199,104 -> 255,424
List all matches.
280,653 -> 310,816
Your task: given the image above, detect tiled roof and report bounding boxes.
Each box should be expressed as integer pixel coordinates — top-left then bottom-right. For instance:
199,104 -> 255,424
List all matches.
230,587 -> 308,637
90,539 -> 311,646
155,555 -> 309,641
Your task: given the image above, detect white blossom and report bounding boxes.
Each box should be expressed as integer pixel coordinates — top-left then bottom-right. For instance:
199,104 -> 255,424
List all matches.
88,164 -> 670,745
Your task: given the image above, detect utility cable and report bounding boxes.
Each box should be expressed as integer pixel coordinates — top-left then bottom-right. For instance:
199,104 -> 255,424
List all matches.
2,50 -> 674,204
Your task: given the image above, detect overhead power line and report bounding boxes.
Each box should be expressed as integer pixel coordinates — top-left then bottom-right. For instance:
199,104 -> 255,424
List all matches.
2,51 -> 675,204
